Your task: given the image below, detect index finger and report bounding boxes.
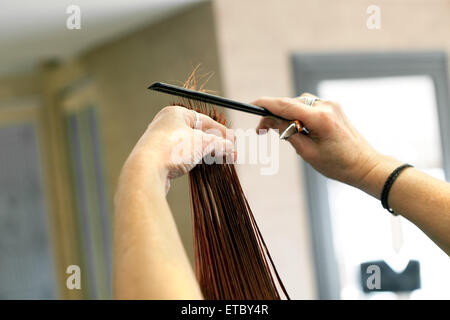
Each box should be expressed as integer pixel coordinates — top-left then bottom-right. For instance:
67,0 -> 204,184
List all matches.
252,96 -> 319,127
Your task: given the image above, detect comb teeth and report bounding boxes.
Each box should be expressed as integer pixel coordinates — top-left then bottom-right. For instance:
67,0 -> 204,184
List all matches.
174,94 -> 228,126
172,66 -> 228,126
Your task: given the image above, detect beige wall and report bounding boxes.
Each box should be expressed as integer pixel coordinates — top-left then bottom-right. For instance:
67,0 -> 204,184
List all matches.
81,2 -> 223,264
0,2 -> 222,297
213,0 -> 450,299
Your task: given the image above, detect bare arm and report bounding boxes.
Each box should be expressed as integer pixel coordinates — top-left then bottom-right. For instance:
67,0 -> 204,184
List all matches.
114,106 -> 234,299
114,162 -> 201,299
358,154 -> 450,255
253,95 -> 450,255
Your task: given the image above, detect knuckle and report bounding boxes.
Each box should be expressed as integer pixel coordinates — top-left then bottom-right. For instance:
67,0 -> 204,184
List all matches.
163,105 -> 175,112
279,97 -> 293,107
159,105 -> 179,116
320,100 -> 341,112
153,105 -> 188,127
329,101 -> 342,111
318,109 -> 334,124
318,108 -> 330,119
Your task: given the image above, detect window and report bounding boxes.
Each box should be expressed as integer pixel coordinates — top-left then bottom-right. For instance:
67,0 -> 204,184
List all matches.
292,52 -> 450,299
0,121 -> 57,299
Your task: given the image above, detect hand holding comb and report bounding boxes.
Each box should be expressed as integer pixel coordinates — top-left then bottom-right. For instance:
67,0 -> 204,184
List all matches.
148,82 -> 310,138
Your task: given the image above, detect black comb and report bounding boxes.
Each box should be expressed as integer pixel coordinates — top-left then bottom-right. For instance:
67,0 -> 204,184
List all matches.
148,82 -> 286,121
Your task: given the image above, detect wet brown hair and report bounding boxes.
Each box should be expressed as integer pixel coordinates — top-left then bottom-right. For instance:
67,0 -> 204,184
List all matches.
177,69 -> 289,300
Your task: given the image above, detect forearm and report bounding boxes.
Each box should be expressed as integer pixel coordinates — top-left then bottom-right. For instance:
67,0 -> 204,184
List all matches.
113,159 -> 202,299
357,154 -> 450,255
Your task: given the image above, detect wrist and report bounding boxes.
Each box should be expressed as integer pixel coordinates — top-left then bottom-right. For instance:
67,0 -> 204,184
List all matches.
119,150 -> 169,192
355,153 -> 403,199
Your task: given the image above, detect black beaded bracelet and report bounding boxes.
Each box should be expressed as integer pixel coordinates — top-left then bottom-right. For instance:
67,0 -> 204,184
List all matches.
381,163 -> 413,215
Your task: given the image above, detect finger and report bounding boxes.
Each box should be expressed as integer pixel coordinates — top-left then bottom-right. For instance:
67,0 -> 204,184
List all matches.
205,126 -> 235,145
199,132 -> 235,163
252,96 -> 321,129
297,92 -> 320,99
295,92 -> 323,108
287,132 -> 317,159
256,116 -> 289,134
198,113 -> 235,144
186,109 -> 235,142
256,116 -> 316,157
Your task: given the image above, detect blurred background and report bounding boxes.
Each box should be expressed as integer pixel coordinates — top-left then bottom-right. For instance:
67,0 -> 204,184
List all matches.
0,0 -> 449,299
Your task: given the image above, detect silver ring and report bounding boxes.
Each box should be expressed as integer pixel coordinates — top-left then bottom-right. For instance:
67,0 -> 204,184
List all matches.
192,110 -> 201,130
300,96 -> 320,107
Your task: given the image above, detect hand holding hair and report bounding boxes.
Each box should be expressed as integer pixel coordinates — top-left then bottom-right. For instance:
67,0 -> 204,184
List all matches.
121,105 -> 235,193
114,105 -> 234,299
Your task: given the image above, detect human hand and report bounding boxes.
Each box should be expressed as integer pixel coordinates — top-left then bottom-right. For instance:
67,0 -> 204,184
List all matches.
123,106 -> 235,192
253,94 -> 382,187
